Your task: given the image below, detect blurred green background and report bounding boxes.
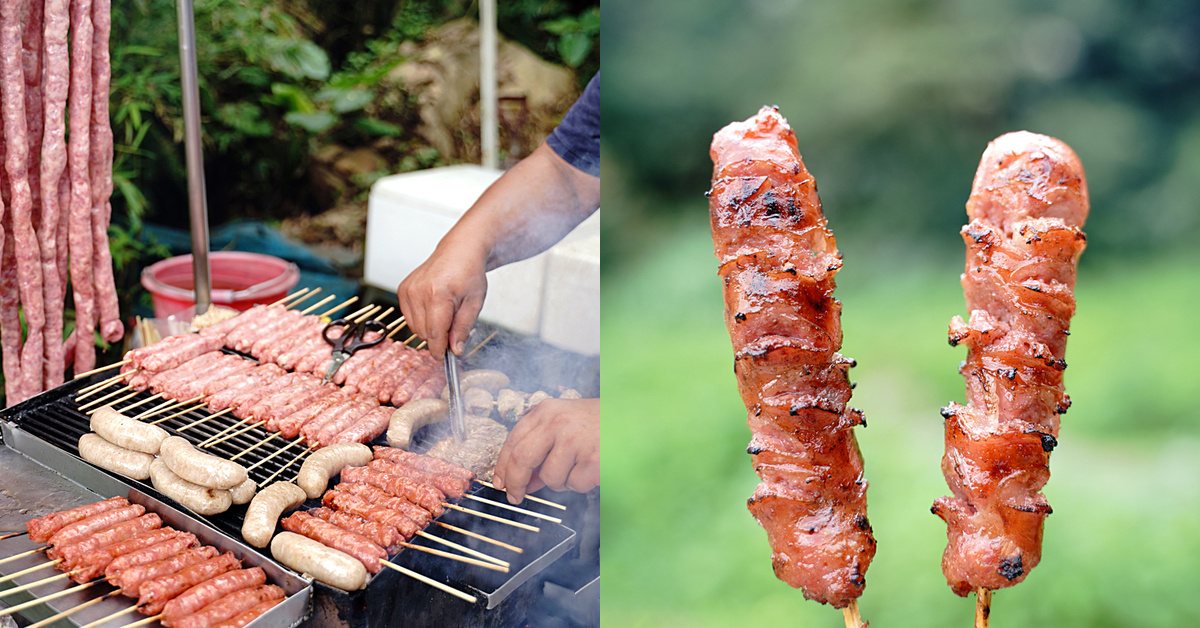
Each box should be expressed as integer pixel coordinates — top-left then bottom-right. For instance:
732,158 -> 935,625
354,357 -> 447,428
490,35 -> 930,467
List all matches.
599,1 -> 1200,626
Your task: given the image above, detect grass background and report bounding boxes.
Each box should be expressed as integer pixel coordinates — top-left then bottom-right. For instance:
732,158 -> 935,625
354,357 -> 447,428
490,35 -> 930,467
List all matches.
599,216 -> 1200,627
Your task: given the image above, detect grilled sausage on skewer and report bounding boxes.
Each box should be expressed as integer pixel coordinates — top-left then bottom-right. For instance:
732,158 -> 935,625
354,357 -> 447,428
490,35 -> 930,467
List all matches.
708,106 -> 875,608
271,531 -> 369,591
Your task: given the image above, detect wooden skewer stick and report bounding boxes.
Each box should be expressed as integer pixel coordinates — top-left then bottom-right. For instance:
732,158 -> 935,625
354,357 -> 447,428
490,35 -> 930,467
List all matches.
0,557 -> 61,588
230,433 -> 278,461
415,531 -> 509,568
152,403 -> 223,427
462,494 -> 563,524
112,392 -> 164,415
475,480 -> 567,511
135,395 -> 204,420
299,294 -> 337,316
0,547 -> 47,566
463,330 -> 499,361
0,580 -> 97,618
0,530 -> 28,541
175,407 -> 234,431
345,303 -> 374,321
371,306 -> 395,324
398,542 -> 508,573
26,590 -> 121,628
86,390 -> 141,415
200,420 -> 266,449
433,521 -> 523,553
976,588 -> 991,628
415,340 -> 428,351
284,287 -> 321,309
79,603 -> 142,628
75,372 -> 129,399
441,503 -> 539,532
353,305 -> 382,324
73,359 -> 132,380
386,321 -> 409,340
0,569 -> 81,598
77,385 -> 133,411
257,446 -> 312,487
194,415 -> 255,445
116,613 -> 165,628
385,316 -> 407,330
269,287 -> 309,307
378,559 -> 477,604
246,439 -> 304,472
843,599 -> 865,628
320,296 -> 358,319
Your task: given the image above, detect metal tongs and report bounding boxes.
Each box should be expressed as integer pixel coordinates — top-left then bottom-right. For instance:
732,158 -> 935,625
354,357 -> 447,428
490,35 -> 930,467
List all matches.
446,350 -> 466,440
321,318 -> 386,385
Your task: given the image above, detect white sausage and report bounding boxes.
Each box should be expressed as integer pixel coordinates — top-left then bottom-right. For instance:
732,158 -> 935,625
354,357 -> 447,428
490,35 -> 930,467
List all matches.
149,459 -> 232,516
230,478 -> 257,505
464,388 -> 494,416
243,482 -> 307,548
442,369 -> 510,399
496,389 -> 525,424
160,436 -> 248,490
296,443 -> 372,499
90,406 -> 170,454
386,398 -> 447,450
78,433 -> 155,480
527,390 -> 551,409
270,531 -> 368,591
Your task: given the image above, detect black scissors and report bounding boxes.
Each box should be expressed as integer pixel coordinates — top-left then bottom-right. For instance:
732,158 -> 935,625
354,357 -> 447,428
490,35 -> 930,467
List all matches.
321,318 -> 386,384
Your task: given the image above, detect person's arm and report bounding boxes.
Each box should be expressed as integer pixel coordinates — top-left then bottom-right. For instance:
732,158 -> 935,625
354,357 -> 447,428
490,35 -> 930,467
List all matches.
491,397 -> 599,504
397,142 -> 600,359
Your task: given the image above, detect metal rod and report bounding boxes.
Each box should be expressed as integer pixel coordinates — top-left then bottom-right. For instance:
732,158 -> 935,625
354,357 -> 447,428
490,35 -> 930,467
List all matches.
177,0 -> 211,313
480,0 -> 498,169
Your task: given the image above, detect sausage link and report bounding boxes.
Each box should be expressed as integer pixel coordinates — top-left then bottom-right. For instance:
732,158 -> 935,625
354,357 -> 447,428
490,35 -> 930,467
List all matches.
149,458 -> 232,516
26,496 -> 128,543
78,433 -> 154,480
159,436 -> 248,490
90,405 -> 169,453
296,443 -> 372,499
271,531 -> 367,591
139,552 -> 242,616
281,511 -> 386,574
113,545 -> 216,597
47,503 -> 144,549
241,481 -> 306,549
105,533 -> 204,582
172,584 -> 285,628
210,597 -> 283,628
52,513 -> 161,564
70,527 -> 182,583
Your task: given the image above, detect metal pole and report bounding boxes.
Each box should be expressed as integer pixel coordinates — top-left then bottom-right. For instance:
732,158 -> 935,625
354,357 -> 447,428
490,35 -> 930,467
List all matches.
177,0 -> 211,313
480,0 -> 498,169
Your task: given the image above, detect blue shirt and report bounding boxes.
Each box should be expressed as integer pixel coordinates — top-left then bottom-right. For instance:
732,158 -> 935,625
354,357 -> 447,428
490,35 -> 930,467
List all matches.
546,73 -> 600,177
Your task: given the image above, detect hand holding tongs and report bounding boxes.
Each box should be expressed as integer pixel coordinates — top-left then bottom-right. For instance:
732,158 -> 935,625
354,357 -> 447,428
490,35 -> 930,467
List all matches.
322,318 -> 386,384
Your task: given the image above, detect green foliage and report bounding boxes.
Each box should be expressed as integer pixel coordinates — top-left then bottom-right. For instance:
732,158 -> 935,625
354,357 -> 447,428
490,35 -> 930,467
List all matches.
541,7 -> 600,69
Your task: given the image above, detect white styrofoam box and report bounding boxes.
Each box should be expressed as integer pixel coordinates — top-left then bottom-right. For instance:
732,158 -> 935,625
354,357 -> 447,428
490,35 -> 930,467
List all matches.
540,232 -> 600,356
365,165 -> 600,346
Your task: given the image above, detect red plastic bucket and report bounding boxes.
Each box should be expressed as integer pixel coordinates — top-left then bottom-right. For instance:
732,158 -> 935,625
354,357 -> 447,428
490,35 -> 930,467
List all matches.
141,252 -> 300,318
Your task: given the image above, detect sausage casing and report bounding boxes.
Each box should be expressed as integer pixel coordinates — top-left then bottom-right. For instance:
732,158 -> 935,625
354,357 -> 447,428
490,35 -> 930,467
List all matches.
296,442 -> 372,499
386,398 -> 447,450
160,435 -> 248,490
149,458 -> 232,516
242,481 -> 307,548
270,531 -> 369,591
89,405 -> 170,454
78,433 -> 154,480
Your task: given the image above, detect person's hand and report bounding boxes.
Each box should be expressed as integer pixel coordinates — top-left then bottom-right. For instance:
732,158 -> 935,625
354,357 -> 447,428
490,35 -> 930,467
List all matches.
396,239 -> 488,360
492,398 -> 599,504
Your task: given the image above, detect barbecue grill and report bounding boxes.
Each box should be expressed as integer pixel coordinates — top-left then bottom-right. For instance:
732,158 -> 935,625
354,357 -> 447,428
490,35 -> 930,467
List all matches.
1,366 -> 580,627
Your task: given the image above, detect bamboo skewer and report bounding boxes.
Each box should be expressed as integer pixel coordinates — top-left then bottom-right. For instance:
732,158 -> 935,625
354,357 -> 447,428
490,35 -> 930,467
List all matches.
135,395 -> 204,421
385,316 -> 406,330
353,305 -> 382,324
442,503 -> 539,532
415,340 -> 428,351
151,403 -> 222,427
111,393 -> 164,415
415,531 -> 508,568
0,530 -> 27,541
0,569 -> 80,598
0,580 -> 97,618
26,590 -> 121,628
246,440 -> 304,473
463,330 -> 499,361
345,304 -> 374,321
284,288 -> 321,309
200,420 -> 266,449
432,521 -> 523,553
976,588 -> 991,628
175,407 -> 234,431
86,391 -> 140,415
386,321 -> 409,340
475,480 -> 567,511
843,599 -> 865,628
373,306 -> 395,322
230,433 -> 278,461
0,547 -> 47,566
298,294 -> 336,316
0,559 -> 61,585
320,296 -> 358,319
75,373 -> 129,399
118,613 -> 165,628
462,494 -> 563,524
398,542 -> 508,572
79,603 -> 142,628
77,385 -> 134,412
73,359 -> 132,380
258,446 -> 312,487
379,559 -> 477,604
270,287 -> 309,307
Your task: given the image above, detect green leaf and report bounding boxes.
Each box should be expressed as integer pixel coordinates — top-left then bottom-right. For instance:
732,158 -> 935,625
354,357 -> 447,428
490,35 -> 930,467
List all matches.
265,38 -> 331,81
332,89 -> 374,114
354,117 -> 404,137
559,32 -> 592,68
270,83 -> 316,113
217,102 -> 272,137
541,17 -> 580,35
284,111 -> 337,133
